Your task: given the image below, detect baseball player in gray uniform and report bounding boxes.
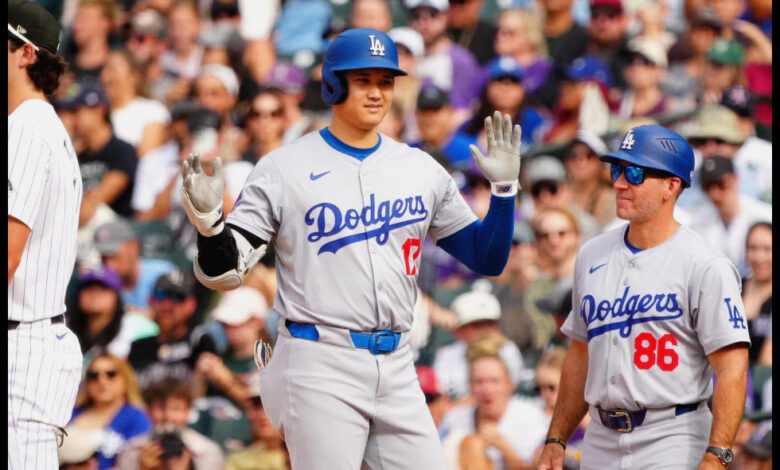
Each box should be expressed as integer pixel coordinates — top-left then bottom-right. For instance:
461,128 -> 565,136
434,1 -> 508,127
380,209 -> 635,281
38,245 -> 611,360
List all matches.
180,28 -> 522,469
537,125 -> 751,470
8,1 -> 84,469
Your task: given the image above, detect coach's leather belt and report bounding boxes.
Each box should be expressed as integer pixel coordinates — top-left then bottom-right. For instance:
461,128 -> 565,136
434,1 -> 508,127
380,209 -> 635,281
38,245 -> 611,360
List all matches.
596,401 -> 701,432
8,314 -> 65,330
285,320 -> 402,355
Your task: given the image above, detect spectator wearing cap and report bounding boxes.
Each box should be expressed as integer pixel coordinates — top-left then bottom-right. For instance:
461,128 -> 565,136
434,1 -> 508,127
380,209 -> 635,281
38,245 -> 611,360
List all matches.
701,37 -> 745,105
261,61 -> 314,144
125,9 -> 171,104
614,37 -> 670,119
412,84 -> 474,169
100,49 -> 171,157
447,0 -> 497,65
488,220 -> 542,355
439,346 -> 548,470
688,156 -> 772,277
540,0 -> 588,67
521,156 -> 602,242
407,0 -> 482,123
493,9 -> 556,105
92,218 -> 177,314
350,0 -> 393,32
67,265 -> 159,362
241,88 -> 288,162
432,290 -> 524,401
224,373 -> 288,470
59,77 -> 138,226
194,63 -> 243,163
458,56 -> 552,153
66,0 -> 121,79
685,104 -> 771,205
586,0 -> 630,88
127,269 -> 219,389
544,55 -> 612,143
662,7 -> 723,111
563,130 -> 616,228
387,27 -> 425,135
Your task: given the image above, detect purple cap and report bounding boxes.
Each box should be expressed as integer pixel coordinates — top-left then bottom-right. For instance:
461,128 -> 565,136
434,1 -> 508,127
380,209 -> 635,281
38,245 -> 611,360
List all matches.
263,61 -> 308,93
80,265 -> 122,292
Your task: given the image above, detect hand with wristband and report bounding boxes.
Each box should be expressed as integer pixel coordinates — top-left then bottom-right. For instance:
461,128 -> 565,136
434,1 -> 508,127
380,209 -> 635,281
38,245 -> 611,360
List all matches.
538,437 -> 567,470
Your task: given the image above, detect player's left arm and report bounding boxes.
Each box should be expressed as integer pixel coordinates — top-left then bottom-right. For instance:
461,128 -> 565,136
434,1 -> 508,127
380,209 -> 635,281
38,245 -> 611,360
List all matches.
438,112 -> 520,276
8,216 -> 31,285
700,342 -> 749,468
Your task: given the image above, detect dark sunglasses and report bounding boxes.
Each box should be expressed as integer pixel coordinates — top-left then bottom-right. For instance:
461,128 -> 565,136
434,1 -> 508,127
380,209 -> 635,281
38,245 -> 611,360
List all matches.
535,383 -> 557,393
591,7 -> 622,19
152,289 -> 186,302
248,108 -> 283,119
491,76 -> 522,85
629,54 -> 654,67
531,181 -> 559,197
87,369 -> 118,381
689,137 -> 727,146
609,164 -> 668,185
703,180 -> 725,192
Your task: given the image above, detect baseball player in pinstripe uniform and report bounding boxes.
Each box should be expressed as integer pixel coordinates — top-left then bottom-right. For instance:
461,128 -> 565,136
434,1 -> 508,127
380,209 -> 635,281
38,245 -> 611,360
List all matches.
180,28 -> 522,469
8,2 -> 84,469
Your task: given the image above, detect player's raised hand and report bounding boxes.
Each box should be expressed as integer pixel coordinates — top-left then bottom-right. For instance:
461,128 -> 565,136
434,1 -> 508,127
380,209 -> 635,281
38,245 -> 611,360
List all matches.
181,153 -> 226,237
469,111 -> 522,187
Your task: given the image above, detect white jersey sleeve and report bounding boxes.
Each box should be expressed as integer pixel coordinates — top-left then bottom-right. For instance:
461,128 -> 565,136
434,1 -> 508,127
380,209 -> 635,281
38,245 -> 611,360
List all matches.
8,118 -> 51,228
426,162 -> 477,243
225,151 -> 283,242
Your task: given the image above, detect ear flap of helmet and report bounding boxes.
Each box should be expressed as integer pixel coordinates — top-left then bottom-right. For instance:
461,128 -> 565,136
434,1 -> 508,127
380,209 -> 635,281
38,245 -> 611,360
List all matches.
321,65 -> 345,106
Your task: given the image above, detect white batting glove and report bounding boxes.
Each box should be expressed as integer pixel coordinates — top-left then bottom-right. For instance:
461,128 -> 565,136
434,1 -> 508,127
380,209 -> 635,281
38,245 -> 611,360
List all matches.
181,153 -> 225,237
469,111 -> 522,197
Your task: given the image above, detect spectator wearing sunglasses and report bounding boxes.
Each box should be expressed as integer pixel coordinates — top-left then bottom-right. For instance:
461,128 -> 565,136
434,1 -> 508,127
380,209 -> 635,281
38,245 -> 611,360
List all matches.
128,269 -> 218,389
522,155 -> 601,243
64,353 -> 152,470
125,9 -> 171,104
564,130 -> 616,228
585,0 -> 630,90
67,265 -> 159,363
225,374 -> 289,470
688,156 -> 772,277
242,88 -> 288,163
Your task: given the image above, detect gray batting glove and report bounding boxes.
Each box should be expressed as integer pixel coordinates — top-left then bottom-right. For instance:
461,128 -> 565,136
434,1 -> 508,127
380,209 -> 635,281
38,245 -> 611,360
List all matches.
469,111 -> 522,196
181,153 -> 225,237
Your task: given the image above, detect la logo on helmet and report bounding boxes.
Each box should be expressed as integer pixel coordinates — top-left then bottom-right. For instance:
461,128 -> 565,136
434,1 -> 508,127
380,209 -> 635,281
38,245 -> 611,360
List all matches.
369,35 -> 385,56
621,130 -> 636,150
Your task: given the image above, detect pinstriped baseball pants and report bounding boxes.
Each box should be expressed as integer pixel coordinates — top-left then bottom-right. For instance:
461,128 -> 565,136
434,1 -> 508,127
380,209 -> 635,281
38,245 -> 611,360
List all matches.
8,319 -> 82,470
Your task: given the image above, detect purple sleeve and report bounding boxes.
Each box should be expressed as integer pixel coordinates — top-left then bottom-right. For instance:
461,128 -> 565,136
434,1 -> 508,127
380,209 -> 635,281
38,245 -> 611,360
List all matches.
447,45 -> 482,109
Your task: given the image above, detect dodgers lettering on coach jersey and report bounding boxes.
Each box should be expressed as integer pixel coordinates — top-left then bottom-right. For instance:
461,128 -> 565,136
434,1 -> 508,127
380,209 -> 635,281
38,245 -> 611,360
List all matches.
561,225 -> 750,410
227,132 -> 477,332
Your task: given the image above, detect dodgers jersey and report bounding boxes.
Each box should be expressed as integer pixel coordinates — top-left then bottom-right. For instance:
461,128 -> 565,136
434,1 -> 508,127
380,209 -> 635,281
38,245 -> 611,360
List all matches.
226,131 -> 477,332
8,99 -> 83,322
561,225 -> 751,410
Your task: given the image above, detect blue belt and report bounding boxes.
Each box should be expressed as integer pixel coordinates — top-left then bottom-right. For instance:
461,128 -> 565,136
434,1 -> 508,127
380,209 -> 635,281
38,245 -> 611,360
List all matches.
285,320 -> 401,355
598,402 -> 700,432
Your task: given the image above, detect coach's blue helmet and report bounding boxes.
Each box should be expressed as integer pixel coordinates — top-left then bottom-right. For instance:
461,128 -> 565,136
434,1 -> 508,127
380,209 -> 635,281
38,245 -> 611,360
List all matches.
600,125 -> 694,187
321,28 -> 407,106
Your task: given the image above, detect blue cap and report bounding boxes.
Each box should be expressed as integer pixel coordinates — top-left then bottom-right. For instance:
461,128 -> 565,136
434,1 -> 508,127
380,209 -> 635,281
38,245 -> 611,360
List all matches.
58,77 -> 108,111
487,56 -> 524,82
563,56 -> 613,87
600,125 -> 694,187
80,265 -> 122,292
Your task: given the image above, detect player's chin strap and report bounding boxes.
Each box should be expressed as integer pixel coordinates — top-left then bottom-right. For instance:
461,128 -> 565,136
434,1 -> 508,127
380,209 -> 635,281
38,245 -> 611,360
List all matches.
194,230 -> 267,292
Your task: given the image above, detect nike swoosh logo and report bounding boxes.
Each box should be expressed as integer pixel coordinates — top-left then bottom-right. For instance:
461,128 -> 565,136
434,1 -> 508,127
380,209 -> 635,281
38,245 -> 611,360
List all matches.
56,333 -> 67,340
589,263 -> 607,274
310,171 -> 331,181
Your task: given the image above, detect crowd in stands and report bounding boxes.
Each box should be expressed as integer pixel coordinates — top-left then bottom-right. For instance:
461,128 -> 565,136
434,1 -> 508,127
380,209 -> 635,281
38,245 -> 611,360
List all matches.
38,0 -> 771,468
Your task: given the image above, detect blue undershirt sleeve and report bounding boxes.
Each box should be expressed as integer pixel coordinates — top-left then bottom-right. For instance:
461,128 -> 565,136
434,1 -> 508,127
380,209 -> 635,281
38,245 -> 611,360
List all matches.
437,194 -> 515,276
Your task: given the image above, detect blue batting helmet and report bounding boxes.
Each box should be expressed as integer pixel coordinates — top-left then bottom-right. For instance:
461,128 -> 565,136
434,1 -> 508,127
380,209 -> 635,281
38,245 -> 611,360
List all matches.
600,125 -> 695,187
321,28 -> 407,106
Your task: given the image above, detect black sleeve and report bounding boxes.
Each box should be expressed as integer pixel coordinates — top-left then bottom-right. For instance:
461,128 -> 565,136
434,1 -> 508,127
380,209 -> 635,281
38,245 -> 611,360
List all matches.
196,223 -> 267,276
105,137 -> 138,178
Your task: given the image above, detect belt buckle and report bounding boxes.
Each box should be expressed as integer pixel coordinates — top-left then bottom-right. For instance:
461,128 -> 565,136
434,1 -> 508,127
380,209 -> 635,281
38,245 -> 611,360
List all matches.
611,410 -> 633,433
368,331 -> 397,355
